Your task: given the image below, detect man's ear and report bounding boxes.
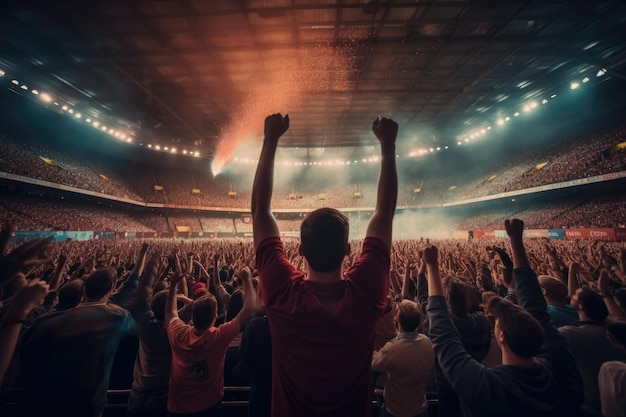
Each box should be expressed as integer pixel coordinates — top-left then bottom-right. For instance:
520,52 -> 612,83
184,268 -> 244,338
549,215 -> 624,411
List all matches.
541,287 -> 547,296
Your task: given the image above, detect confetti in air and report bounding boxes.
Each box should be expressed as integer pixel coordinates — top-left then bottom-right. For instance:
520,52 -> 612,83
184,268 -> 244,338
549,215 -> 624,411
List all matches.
210,42 -> 359,176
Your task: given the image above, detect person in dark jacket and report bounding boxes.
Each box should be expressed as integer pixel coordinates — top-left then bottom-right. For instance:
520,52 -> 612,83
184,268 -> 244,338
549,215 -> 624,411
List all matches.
424,219 -> 584,417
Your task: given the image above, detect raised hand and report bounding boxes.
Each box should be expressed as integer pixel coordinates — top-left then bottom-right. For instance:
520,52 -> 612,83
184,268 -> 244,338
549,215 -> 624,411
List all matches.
0,224 -> 53,288
420,245 -> 439,266
372,117 -> 398,146
264,113 -> 290,140
504,219 -> 524,239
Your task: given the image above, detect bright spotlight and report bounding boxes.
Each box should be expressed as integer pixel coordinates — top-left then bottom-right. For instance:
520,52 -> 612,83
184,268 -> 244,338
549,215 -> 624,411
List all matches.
497,119 -> 504,126
92,121 -> 100,127
596,68 -> 606,77
480,128 -> 486,134
101,126 -> 107,131
457,141 -> 462,145
148,144 -> 152,148
582,77 -> 589,83
68,109 -> 74,114
0,69 -> 5,76
86,118 -> 91,123
171,148 -> 177,153
75,113 -> 81,119
62,105 -> 68,110
444,146 -> 449,149
126,138 -> 132,143
523,105 -> 530,112
514,112 -> 520,117
155,145 -> 161,150
194,151 -> 200,157
31,89 -> 39,95
570,82 -> 580,89
39,93 -> 52,103
542,99 -> 548,104
530,101 -> 538,108
182,150 -> 187,155
20,85 -> 28,90
464,138 -> 469,143
11,79 -> 19,85
550,94 -> 556,99
505,116 -> 510,121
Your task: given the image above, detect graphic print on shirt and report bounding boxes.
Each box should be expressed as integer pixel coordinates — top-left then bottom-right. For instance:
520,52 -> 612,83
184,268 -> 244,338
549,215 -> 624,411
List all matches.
188,359 -> 210,381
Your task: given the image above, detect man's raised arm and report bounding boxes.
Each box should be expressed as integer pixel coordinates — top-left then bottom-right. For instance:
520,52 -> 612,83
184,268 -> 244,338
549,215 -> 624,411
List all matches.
366,117 -> 398,249
251,113 -> 290,250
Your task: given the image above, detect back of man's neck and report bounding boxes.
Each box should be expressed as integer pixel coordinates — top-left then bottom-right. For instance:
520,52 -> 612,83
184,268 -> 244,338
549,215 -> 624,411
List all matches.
306,269 -> 343,284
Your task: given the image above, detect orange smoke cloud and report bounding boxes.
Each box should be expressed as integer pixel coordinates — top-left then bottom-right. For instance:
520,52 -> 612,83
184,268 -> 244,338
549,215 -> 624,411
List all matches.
211,43 -> 357,176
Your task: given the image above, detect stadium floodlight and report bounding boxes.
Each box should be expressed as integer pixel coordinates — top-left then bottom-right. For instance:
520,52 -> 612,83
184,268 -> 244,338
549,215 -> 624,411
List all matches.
75,113 -> 81,119
582,77 -> 590,83
464,138 -> 469,142
62,105 -> 68,110
92,121 -> 99,127
480,128 -> 486,134
164,147 -> 169,151
101,126 -> 107,131
121,134 -> 126,140
171,148 -> 177,153
550,94 -> 557,99
542,99 -> 548,104
155,145 -> 161,150
457,141 -> 462,145
596,68 -> 606,77
126,138 -> 132,143
487,126 -> 491,130
11,79 -> 19,85
148,144 -> 152,148
86,118 -> 91,123
0,69 -> 5,76
445,146 -> 449,149
31,89 -> 39,95
39,93 -> 52,103
570,82 -> 580,89
530,101 -> 538,108
514,112 -> 520,117
436,147 -> 441,151
194,151 -> 200,157
505,116 -> 510,121
20,85 -> 28,90
183,150 -> 188,155
522,105 -> 530,112
68,109 -> 74,114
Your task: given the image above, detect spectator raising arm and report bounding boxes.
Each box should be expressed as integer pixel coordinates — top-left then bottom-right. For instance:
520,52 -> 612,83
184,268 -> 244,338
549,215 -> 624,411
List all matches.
251,113 -> 289,250
366,117 -> 398,249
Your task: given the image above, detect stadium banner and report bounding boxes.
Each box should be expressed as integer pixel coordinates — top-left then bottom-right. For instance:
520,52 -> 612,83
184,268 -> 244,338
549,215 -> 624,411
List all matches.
94,231 -> 116,240
614,229 -> 626,241
12,230 -> 94,243
494,230 -> 507,239
473,230 -> 495,239
565,228 -> 616,240
548,229 -> 565,240
524,229 -> 549,239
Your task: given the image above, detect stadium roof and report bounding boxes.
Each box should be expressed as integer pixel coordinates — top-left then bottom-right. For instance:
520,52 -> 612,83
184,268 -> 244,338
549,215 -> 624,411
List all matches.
1,0 -> 625,164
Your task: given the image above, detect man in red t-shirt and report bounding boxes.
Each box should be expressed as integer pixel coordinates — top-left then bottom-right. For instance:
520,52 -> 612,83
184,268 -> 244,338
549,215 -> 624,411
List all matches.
164,258 -> 256,417
251,113 -> 399,417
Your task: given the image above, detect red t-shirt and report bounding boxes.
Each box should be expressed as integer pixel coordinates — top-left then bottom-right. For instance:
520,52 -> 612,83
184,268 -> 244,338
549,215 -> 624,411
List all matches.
257,236 -> 390,417
166,317 -> 239,413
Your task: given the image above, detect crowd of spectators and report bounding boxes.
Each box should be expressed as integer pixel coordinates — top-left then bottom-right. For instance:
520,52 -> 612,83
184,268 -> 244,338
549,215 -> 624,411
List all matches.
2,121 -> 625,210
0,220 -> 625,416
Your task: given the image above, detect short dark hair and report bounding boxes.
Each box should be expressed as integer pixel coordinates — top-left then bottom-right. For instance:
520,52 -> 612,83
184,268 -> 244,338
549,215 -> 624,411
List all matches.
57,280 -> 84,310
488,296 -> 544,358
84,267 -> 116,300
578,287 -> 608,324
192,293 -> 218,330
300,208 -> 349,272
396,300 -> 423,332
151,290 -> 168,321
